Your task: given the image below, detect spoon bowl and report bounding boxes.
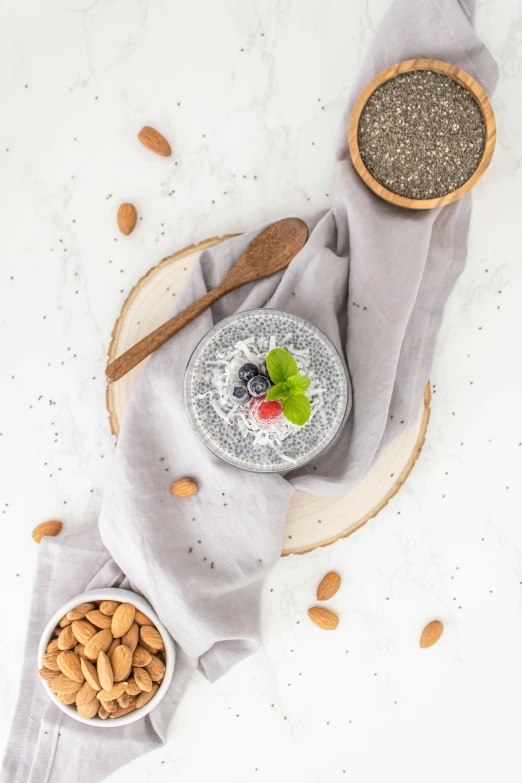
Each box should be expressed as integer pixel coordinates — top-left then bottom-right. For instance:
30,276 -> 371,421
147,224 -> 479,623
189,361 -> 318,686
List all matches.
106,218 -> 309,383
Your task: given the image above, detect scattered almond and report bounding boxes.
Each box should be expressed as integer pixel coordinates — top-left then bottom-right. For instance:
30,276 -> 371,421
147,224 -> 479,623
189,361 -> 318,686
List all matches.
84,629 -> 113,660
80,658 -> 101,691
86,610 -> 113,630
317,571 -> 341,601
74,644 -> 87,659
59,616 -> 71,628
134,667 -> 152,693
46,639 -> 59,653
136,683 -> 158,709
138,126 -> 171,157
307,607 -> 339,631
71,619 -> 97,645
170,477 -> 197,498
99,600 -> 120,616
97,651 -> 114,692
420,620 -> 444,649
122,622 -> 139,653
117,203 -> 138,236
98,706 -> 110,720
111,603 -> 136,638
32,520 -> 62,544
57,651 -> 84,682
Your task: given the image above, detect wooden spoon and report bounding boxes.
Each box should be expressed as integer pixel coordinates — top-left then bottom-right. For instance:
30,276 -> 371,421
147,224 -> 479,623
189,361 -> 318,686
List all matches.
106,217 -> 309,382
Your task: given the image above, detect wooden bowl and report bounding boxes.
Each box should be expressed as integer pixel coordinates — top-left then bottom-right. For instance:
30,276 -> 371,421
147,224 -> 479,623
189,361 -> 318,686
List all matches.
348,58 -> 496,210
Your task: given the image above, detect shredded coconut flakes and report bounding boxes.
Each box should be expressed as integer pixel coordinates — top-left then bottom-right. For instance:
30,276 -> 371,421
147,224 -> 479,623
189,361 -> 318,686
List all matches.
205,335 -> 325,461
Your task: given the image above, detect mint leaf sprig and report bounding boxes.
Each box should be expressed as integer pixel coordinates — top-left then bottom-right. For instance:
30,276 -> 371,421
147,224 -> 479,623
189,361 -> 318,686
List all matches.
265,347 -> 311,426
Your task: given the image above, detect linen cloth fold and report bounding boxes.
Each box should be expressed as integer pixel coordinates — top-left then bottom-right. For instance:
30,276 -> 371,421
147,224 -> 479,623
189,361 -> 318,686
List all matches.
2,0 -> 498,780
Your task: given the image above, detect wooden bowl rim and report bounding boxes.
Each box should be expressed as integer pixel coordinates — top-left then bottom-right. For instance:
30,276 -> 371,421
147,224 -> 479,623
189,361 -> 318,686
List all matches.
348,58 -> 496,210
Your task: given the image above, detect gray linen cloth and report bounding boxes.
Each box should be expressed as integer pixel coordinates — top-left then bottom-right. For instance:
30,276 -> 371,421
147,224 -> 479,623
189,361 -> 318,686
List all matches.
2,0 -> 498,780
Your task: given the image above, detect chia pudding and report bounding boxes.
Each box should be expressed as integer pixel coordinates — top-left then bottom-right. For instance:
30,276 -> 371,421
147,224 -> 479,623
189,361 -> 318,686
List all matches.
184,310 -> 349,472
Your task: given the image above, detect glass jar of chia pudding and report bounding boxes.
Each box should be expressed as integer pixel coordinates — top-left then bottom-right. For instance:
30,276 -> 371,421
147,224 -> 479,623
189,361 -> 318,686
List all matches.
184,309 -> 349,473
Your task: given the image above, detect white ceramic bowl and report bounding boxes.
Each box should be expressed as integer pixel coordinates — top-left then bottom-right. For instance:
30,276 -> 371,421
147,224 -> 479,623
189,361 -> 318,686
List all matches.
38,587 -> 175,727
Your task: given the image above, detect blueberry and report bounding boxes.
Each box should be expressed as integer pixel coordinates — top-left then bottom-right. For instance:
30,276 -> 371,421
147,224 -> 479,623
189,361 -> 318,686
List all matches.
259,361 -> 271,381
238,363 -> 259,383
229,381 -> 251,405
247,375 -> 271,397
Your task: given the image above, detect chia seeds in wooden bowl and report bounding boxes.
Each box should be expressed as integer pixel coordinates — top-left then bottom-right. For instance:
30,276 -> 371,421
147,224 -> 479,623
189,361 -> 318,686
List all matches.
348,59 -> 496,210
184,310 -> 349,473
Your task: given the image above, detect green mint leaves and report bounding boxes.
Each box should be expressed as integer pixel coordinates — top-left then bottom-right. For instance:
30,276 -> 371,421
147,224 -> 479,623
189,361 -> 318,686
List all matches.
286,374 -> 311,394
265,347 -> 298,384
267,375 -> 310,401
265,348 -> 311,426
282,394 -> 311,426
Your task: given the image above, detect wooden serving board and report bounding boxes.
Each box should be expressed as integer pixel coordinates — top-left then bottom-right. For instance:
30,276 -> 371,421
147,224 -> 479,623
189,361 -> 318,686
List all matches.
106,236 -> 430,556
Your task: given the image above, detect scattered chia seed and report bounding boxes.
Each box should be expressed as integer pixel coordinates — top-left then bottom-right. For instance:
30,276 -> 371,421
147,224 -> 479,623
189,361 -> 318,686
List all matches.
357,70 -> 486,199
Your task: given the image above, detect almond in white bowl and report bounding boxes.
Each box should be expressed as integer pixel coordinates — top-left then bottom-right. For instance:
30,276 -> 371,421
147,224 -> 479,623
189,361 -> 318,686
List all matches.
38,588 -> 174,727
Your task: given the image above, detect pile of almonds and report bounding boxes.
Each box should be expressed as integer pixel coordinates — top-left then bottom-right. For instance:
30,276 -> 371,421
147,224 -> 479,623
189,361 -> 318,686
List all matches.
39,599 -> 166,721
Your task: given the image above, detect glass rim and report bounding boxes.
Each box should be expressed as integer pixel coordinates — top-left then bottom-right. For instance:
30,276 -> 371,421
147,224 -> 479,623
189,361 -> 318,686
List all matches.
184,308 -> 350,473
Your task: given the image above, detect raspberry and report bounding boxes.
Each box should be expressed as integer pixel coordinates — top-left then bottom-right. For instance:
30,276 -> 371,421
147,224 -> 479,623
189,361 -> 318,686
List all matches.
250,395 -> 283,426
257,399 -> 283,420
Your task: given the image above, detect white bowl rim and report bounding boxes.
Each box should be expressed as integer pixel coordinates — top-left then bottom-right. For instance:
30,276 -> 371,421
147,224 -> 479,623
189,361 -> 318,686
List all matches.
38,587 -> 175,728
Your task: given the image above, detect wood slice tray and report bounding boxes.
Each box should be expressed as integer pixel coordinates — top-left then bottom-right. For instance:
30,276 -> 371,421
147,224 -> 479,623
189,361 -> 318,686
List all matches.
106,236 -> 431,556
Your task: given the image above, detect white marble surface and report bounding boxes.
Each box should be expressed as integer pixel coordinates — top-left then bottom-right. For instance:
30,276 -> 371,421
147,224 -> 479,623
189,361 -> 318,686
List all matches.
1,0 -> 522,780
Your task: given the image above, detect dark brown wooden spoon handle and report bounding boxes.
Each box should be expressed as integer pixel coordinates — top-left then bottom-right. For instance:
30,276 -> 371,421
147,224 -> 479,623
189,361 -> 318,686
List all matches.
107,218 -> 308,383
106,283 -> 228,382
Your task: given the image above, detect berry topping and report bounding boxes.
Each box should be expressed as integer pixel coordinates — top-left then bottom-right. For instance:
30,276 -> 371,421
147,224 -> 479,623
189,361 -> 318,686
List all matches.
250,395 -> 283,425
229,381 -> 251,405
247,375 -> 271,397
238,363 -> 259,383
